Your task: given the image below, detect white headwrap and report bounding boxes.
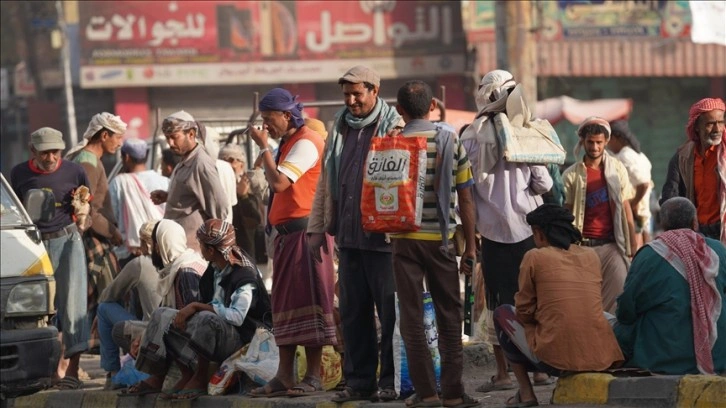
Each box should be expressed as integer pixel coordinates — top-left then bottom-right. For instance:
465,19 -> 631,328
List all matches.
475,69 -> 516,113
154,219 -> 206,308
66,112 -> 127,158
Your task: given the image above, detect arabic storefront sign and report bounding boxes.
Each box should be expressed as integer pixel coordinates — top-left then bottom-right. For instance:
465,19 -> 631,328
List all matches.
78,0 -> 465,87
538,0 -> 692,40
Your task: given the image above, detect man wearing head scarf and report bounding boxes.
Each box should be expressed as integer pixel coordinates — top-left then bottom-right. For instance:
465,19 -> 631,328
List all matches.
108,139 -> 169,267
67,112 -> 128,358
661,98 -> 726,244
562,117 -> 636,314
460,70 -> 553,392
614,197 -> 726,375
307,65 -> 402,403
492,204 -> 623,407
133,219 -> 270,400
149,110 -> 229,253
10,127 -> 91,389
123,219 -> 206,395
607,120 -> 654,249
218,143 -> 262,258
245,87 -> 336,397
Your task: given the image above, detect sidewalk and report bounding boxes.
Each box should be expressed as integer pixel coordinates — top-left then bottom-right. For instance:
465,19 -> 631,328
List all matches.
7,343 -> 726,408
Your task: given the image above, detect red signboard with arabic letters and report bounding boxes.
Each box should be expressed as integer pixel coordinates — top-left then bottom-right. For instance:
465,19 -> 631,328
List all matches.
78,0 -> 465,87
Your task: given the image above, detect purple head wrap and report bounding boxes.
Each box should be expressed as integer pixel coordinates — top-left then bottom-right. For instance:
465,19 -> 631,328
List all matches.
259,88 -> 305,128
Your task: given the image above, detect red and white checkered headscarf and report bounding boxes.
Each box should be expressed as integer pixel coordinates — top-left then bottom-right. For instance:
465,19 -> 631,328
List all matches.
686,98 -> 725,142
196,219 -> 244,266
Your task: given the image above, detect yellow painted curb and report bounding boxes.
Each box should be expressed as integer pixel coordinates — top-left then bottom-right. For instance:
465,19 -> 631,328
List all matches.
12,391 -> 49,408
551,373 -> 615,405
677,375 -> 726,408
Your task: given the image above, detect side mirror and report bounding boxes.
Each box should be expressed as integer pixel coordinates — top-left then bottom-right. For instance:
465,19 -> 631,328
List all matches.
24,189 -> 55,223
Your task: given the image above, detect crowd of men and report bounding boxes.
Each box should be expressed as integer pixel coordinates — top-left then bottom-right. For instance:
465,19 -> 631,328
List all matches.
8,65 -> 725,406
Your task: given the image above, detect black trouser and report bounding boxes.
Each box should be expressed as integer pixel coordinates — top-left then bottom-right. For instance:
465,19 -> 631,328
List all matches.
337,248 -> 396,392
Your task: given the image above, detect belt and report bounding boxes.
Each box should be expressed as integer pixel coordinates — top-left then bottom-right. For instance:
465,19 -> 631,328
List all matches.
41,223 -> 78,240
274,217 -> 309,235
579,238 -> 614,247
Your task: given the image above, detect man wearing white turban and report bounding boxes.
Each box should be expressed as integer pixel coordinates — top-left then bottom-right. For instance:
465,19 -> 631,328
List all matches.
461,70 -> 554,392
150,111 -> 229,253
67,112 -> 128,353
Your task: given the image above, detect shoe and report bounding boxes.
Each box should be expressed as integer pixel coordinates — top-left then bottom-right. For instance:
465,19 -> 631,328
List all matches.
404,393 -> 442,408
505,391 -> 538,407
378,387 -> 398,402
171,388 -> 207,401
287,377 -> 324,398
118,381 -> 161,397
444,394 -> 480,408
54,376 -> 83,391
475,375 -> 515,393
331,386 -> 378,403
249,377 -> 290,398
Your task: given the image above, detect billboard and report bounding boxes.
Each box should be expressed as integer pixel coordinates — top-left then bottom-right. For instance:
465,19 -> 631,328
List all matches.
538,0 -> 692,41
79,0 -> 466,88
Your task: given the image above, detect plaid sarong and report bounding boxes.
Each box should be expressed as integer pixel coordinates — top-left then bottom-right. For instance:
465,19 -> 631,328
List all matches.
83,233 -> 120,314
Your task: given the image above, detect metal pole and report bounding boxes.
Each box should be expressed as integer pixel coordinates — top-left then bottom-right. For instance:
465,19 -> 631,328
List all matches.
56,1 -> 77,146
495,1 -> 509,70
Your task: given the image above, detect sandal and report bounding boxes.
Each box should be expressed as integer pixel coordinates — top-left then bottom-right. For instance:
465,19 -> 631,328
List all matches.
378,387 -> 398,402
287,376 -> 324,397
54,376 -> 83,391
250,377 -> 291,398
533,376 -> 555,386
171,388 -> 207,401
474,375 -> 515,393
118,381 -> 161,397
331,386 -> 378,403
444,393 -> 480,408
404,393 -> 442,408
505,391 -> 539,407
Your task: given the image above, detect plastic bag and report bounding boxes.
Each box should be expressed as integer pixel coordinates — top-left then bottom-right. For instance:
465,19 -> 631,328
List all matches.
393,292 -> 441,398
361,135 -> 428,233
112,354 -> 150,386
295,345 -> 342,391
207,328 -> 279,395
208,346 -> 247,396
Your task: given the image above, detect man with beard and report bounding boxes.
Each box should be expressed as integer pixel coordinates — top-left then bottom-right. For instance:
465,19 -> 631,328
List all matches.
308,66 -> 403,403
150,111 -> 228,253
661,98 -> 726,244
246,88 -> 337,397
10,127 -> 91,390
562,117 -> 636,314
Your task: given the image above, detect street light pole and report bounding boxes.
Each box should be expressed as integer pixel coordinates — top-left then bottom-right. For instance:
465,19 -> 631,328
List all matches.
56,1 -> 77,146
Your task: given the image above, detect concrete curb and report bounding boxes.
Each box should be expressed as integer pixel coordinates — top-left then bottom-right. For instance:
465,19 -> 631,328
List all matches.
552,373 -> 726,408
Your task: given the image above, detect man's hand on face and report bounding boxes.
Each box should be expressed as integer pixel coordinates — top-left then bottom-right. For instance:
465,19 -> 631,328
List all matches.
249,127 -> 269,149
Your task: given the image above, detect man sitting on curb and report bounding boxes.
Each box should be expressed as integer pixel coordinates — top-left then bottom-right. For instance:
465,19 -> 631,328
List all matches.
494,204 -> 623,407
614,197 -> 726,375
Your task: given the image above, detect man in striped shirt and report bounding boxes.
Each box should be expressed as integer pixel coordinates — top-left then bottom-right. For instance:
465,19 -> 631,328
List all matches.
390,80 -> 479,408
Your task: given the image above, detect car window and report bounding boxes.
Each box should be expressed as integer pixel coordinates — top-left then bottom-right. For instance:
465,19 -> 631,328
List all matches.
0,181 -> 28,227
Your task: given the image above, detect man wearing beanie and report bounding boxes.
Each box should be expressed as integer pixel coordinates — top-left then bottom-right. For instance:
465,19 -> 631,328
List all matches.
308,65 -> 402,402
10,127 -> 92,389
108,138 -> 169,267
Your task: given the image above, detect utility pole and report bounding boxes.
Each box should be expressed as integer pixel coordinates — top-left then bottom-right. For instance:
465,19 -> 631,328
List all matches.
56,1 -> 77,146
495,1 -> 538,105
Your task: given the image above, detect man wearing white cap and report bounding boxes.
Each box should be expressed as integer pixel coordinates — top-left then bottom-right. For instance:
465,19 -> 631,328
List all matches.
67,112 -> 128,332
108,138 -> 169,266
10,127 -> 91,389
150,111 -> 228,253
562,116 -> 637,314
